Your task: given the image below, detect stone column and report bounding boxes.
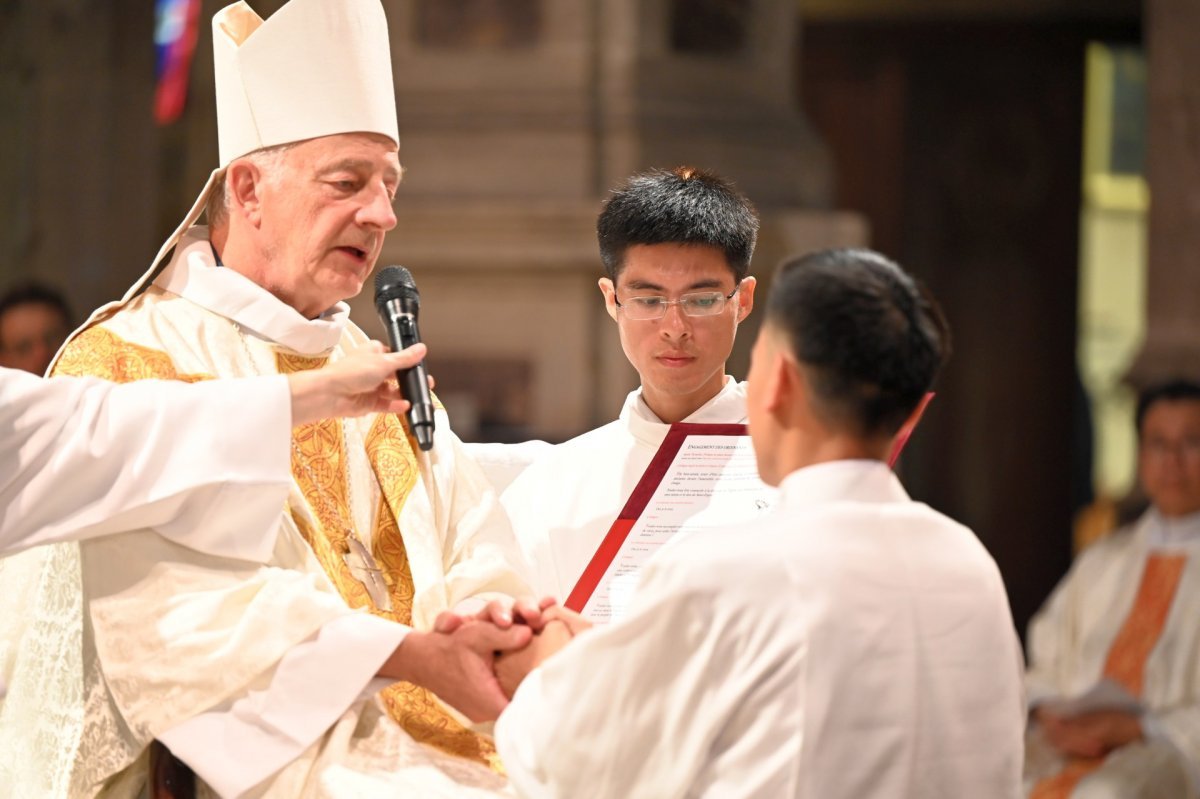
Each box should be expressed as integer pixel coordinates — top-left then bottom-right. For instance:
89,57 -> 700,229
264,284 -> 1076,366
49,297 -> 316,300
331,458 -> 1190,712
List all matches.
1130,0 -> 1200,386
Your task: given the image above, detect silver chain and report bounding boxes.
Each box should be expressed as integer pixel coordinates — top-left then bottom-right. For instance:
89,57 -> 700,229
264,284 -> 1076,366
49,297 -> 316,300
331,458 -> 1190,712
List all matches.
234,324 -> 394,611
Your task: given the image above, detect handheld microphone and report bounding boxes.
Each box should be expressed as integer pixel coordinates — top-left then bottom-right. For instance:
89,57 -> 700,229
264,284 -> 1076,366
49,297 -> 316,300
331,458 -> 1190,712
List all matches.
374,266 -> 435,451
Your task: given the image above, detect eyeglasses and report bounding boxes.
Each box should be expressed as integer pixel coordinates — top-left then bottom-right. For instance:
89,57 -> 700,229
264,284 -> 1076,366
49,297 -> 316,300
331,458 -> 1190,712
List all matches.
614,285 -> 740,321
1142,437 -> 1200,460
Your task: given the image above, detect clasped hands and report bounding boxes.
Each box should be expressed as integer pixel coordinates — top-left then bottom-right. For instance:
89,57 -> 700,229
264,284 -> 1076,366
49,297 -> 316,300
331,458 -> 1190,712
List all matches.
381,595 -> 590,724
1032,706 -> 1144,759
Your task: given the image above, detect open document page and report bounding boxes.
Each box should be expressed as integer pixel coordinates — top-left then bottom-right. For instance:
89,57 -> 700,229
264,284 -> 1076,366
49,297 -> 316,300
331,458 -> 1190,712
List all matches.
566,424 -> 774,622
565,393 -> 935,624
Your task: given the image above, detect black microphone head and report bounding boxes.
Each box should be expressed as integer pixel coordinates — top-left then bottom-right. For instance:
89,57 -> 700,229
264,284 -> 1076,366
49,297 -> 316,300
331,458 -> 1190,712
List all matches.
374,266 -> 419,312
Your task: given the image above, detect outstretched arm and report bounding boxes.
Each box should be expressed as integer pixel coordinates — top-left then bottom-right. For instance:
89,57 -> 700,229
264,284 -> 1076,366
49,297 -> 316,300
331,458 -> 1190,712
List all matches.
0,343 -> 423,559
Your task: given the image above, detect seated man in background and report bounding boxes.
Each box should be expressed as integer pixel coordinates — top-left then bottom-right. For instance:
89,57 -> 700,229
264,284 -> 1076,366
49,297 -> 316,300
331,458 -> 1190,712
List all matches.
500,166 -> 758,599
491,248 -> 1026,798
0,281 -> 73,374
1025,379 -> 1200,798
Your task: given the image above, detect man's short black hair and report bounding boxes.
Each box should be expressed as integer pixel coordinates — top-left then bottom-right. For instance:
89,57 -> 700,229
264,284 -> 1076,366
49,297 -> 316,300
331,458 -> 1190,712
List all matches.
596,166 -> 759,282
1136,379 -> 1200,435
0,281 -> 73,336
767,248 -> 950,437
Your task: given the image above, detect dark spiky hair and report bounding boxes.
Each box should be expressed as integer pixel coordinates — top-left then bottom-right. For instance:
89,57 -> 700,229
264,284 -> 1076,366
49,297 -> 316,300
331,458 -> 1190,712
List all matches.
596,167 -> 759,282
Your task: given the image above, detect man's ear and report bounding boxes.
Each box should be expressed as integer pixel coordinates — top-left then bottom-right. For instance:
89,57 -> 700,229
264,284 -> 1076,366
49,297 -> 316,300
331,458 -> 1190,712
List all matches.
598,277 -> 618,322
735,276 -> 757,323
763,349 -> 794,416
751,330 -> 793,419
225,160 -> 265,227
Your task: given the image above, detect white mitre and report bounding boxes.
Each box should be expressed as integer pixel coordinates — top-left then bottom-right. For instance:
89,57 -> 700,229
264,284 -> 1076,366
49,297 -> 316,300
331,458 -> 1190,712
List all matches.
55,0 -> 399,348
179,0 -> 398,259
213,0 -> 398,165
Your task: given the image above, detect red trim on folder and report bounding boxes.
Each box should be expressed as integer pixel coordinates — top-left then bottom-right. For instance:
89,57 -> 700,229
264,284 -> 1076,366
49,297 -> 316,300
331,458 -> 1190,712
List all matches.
565,423 -> 748,612
565,395 -> 934,613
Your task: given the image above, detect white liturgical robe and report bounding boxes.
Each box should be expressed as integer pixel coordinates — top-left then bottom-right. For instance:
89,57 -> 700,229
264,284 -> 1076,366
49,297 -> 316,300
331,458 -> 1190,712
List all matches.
463,439 -> 554,495
1024,509 -> 1200,797
0,366 -> 293,559
496,460 -> 1027,799
2,228 -> 530,799
501,378 -> 747,599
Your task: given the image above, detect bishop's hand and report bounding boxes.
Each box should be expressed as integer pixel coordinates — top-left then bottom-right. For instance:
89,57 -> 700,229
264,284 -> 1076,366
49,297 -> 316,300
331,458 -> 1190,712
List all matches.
377,622 -> 532,723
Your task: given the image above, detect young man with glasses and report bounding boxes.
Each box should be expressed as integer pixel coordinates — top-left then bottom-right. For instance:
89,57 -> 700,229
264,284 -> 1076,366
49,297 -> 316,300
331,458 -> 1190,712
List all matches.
500,166 -> 758,599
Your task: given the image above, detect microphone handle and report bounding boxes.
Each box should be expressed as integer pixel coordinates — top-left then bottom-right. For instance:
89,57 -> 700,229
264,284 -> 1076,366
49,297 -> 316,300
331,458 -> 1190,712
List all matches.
384,310 -> 435,451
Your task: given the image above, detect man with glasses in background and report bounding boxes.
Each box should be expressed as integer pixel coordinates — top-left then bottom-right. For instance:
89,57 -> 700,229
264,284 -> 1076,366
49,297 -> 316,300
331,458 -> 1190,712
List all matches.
499,166 -> 758,600
1024,379 -> 1200,798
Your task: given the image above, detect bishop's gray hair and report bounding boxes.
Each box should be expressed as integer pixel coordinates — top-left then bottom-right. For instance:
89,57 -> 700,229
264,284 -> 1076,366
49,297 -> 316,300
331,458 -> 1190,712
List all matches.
204,142 -> 295,230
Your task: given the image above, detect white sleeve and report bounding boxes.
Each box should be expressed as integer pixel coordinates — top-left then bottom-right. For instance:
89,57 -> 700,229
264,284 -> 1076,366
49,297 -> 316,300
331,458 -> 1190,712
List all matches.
156,613 -> 406,799
461,440 -> 554,494
494,558 -> 743,798
0,368 -> 293,561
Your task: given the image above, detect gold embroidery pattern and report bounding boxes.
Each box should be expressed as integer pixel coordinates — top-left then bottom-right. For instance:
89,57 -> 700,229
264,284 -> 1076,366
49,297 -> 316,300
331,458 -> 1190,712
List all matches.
52,326 -> 212,384
280,352 -> 377,613
275,351 -> 328,378
366,412 -> 501,770
278,352 -> 498,769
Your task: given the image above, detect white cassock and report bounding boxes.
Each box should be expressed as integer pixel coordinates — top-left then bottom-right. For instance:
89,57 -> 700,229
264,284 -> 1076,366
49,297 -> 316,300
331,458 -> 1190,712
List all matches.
1024,509 -> 1200,797
462,440 -> 554,495
500,378 -> 747,599
0,227 -> 530,799
496,460 -> 1027,799
0,366 -> 293,559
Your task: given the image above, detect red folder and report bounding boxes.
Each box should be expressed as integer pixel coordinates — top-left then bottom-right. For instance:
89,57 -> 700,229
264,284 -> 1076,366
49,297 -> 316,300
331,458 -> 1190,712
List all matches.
565,423 -> 748,612
564,393 -> 935,613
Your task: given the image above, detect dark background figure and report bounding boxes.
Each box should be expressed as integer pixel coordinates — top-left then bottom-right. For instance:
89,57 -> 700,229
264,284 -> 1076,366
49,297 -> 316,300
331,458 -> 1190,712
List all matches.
0,282 -> 73,375
1023,378 -> 1200,797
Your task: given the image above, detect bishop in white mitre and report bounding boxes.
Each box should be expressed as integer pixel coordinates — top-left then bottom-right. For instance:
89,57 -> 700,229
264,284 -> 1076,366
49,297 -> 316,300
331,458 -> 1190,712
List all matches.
1,1 -> 534,796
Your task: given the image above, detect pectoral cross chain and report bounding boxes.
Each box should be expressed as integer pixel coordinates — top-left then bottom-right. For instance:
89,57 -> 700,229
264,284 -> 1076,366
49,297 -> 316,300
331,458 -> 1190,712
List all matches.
343,534 -> 394,612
